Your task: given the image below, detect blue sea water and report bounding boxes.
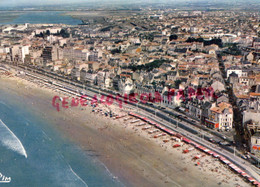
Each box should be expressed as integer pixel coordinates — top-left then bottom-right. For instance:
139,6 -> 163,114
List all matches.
0,89 -> 123,186
0,11 -> 82,25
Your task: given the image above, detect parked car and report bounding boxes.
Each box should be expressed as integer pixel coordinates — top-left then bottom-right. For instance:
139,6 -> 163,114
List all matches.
209,138 -> 216,143
225,142 -> 232,146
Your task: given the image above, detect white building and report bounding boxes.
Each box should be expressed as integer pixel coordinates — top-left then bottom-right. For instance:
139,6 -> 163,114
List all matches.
226,66 -> 249,78
206,102 -> 233,130
10,45 -> 30,63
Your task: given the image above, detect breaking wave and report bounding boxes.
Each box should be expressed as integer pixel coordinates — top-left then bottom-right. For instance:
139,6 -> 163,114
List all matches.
68,164 -> 88,187
0,119 -> 27,158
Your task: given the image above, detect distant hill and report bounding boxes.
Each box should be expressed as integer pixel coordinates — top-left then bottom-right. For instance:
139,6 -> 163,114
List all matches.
0,0 -> 259,10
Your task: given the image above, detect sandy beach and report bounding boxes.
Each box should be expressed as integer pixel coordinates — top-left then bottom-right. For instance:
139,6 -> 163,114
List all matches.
0,71 -> 251,187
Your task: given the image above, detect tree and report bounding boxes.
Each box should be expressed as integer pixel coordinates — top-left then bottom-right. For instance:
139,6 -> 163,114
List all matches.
60,29 -> 66,35
46,30 -> 50,36
147,34 -> 154,42
186,37 -> 204,43
169,34 -> 178,41
128,59 -> 168,72
204,38 -> 223,47
111,48 -> 121,55
59,29 -> 70,38
174,80 -> 182,89
224,43 -> 241,55
39,32 -> 44,38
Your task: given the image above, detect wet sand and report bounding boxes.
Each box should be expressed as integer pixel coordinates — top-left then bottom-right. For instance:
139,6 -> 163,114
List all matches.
0,73 -> 251,187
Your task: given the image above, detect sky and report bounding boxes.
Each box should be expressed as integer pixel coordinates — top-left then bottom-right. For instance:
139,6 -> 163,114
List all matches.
0,0 -> 84,7
0,0 -> 209,7
0,0 -> 256,8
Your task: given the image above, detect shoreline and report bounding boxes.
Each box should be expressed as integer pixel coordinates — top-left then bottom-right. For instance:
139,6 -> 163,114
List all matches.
0,71 -> 252,187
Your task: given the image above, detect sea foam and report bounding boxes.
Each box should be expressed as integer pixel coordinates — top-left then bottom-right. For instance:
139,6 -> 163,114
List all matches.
0,119 -> 27,158
68,164 -> 88,187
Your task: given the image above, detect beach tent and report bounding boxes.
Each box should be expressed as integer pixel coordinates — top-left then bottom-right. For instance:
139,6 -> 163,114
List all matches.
207,151 -> 214,155
222,159 -> 231,165
142,117 -> 149,121
247,177 -> 256,182
182,138 -> 192,144
194,155 -> 202,159
219,157 -> 231,165
253,181 -> 260,186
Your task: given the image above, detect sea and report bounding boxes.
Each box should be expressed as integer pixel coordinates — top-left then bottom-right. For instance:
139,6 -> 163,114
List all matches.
0,11 -> 82,25
0,88 -> 123,186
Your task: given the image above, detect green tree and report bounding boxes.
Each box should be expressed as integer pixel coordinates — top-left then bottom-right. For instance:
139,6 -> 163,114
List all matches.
128,59 -> 168,72
174,80 -> 182,89
39,32 -> 44,38
60,29 -> 70,38
46,30 -> 50,36
111,48 -> 121,54
169,34 -> 178,41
